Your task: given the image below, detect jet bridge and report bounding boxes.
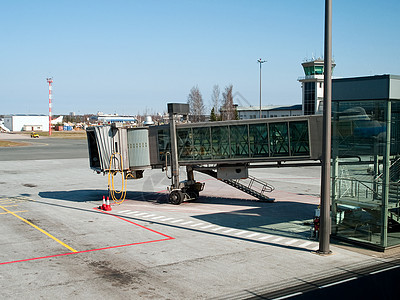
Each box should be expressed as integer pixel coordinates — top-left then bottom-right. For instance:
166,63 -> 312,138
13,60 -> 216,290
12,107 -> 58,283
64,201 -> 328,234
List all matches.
86,109 -> 323,204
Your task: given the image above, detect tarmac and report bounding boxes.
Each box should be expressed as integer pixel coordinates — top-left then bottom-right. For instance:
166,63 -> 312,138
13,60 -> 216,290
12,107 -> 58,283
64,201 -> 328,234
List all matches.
0,132 -> 399,299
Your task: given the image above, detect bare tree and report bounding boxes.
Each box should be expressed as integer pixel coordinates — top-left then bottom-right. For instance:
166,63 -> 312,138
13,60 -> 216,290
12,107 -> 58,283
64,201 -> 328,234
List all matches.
221,84 -> 236,120
211,85 -> 220,119
187,85 -> 205,122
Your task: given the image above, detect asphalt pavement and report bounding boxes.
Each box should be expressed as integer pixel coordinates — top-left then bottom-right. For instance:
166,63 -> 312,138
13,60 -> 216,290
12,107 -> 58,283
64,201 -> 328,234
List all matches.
0,134 -> 399,299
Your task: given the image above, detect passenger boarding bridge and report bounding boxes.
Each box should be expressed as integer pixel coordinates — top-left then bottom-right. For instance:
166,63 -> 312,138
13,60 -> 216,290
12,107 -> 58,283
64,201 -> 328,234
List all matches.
87,103 -> 323,205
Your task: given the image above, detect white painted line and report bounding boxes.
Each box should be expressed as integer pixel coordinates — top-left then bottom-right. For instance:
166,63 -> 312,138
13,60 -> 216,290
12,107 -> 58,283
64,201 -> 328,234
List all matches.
180,221 -> 194,225
311,246 -> 319,251
126,211 -> 140,215
151,216 -> 165,220
170,219 -> 184,223
139,213 -> 153,217
160,218 -> 174,221
190,223 -> 204,227
246,233 -> 261,238
272,237 -> 285,242
118,210 -> 132,214
132,212 -> 148,216
259,235 -> 273,240
200,225 -> 215,229
211,227 -> 225,231
319,277 -> 357,289
234,230 -> 248,236
298,241 -> 313,248
143,214 -> 156,218
285,239 -> 299,245
370,265 -> 400,275
272,291 -> 303,300
222,228 -> 236,233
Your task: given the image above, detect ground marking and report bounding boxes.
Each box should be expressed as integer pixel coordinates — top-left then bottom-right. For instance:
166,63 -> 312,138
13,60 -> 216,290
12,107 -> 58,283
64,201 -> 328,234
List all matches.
0,205 -> 77,253
319,277 -> 357,289
246,233 -> 261,238
272,237 -> 285,242
223,228 -> 236,233
285,239 -> 299,245
180,221 -> 194,225
211,227 -> 225,231
160,217 -> 174,221
170,219 -> 184,223
370,265 -> 400,275
118,210 -> 132,214
143,214 -> 156,218
132,212 -> 149,216
234,230 -> 248,236
125,211 -> 140,215
259,235 -> 273,240
152,216 -> 165,220
200,224 -> 215,229
0,210 -> 27,215
272,291 -> 303,300
298,241 -> 313,248
190,223 -> 204,227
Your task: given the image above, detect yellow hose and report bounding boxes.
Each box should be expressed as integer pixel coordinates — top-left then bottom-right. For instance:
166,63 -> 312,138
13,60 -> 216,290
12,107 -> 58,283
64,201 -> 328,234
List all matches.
107,152 -> 127,205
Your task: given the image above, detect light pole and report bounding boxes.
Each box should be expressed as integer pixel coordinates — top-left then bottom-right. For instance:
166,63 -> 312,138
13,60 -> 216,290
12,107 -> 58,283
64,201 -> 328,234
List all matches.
257,58 -> 267,118
318,0 -> 332,255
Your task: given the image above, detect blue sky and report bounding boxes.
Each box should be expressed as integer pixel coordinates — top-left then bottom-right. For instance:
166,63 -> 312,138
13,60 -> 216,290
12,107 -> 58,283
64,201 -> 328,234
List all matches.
1,0 -> 399,115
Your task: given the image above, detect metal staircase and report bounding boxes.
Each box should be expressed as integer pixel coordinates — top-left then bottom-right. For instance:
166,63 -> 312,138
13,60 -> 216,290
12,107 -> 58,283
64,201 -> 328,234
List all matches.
196,169 -> 275,202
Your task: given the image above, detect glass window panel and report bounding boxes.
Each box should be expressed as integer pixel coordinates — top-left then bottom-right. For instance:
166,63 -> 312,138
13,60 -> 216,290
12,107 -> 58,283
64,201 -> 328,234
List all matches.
269,122 -> 289,157
249,123 -> 269,157
289,121 -> 310,156
177,128 -> 192,161
192,127 -> 212,160
230,125 -> 249,158
211,126 -> 230,159
157,129 -> 170,162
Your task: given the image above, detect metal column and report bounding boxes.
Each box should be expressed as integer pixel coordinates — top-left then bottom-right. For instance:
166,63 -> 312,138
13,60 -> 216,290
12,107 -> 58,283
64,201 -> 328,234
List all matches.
318,0 -> 332,255
381,100 -> 391,248
169,113 -> 180,189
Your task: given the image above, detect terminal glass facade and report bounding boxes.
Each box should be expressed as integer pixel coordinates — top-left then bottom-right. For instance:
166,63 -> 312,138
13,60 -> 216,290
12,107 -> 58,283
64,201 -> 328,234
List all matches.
331,98 -> 400,249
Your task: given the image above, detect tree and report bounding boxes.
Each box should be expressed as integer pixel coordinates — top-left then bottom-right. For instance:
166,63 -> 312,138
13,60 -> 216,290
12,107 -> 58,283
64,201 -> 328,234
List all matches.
210,107 -> 217,121
187,86 -> 205,122
221,84 -> 236,120
210,85 -> 220,120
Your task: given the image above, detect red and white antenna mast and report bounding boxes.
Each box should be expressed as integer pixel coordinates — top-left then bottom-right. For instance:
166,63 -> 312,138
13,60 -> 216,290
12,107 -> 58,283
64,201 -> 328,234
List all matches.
47,77 -> 53,136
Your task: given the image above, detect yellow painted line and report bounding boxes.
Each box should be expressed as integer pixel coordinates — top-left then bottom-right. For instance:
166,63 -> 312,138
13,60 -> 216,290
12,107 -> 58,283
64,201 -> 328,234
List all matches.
0,205 -> 77,253
1,205 -> 19,207
0,210 -> 27,215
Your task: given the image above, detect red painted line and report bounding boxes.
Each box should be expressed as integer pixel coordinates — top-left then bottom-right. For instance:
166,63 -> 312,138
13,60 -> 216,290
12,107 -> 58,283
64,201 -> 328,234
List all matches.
94,208 -> 174,239
1,208 -> 174,266
0,238 -> 173,266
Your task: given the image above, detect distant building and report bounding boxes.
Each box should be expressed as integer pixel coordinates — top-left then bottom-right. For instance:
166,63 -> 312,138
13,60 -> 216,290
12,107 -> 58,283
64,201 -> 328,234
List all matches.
3,115 -> 49,132
236,104 -> 302,120
90,113 -> 137,125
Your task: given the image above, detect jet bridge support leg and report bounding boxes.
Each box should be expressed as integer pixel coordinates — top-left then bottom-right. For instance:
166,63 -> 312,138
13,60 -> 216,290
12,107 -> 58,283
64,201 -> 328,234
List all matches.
167,104 -> 204,205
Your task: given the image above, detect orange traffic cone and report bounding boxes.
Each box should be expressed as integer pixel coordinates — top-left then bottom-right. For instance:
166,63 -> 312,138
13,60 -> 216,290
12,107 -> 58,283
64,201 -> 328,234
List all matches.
105,197 -> 112,211
99,196 -> 106,210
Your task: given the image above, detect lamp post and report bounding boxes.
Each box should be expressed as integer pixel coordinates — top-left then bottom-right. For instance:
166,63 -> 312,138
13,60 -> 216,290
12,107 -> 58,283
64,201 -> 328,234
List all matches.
257,58 -> 267,118
318,0 -> 332,255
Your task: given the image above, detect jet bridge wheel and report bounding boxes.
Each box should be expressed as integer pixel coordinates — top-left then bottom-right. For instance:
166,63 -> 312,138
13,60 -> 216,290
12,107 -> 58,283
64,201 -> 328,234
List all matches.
169,190 -> 184,205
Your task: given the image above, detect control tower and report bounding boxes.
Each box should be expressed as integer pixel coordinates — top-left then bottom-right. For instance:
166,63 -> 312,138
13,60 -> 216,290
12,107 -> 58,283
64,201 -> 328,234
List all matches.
298,58 -> 335,115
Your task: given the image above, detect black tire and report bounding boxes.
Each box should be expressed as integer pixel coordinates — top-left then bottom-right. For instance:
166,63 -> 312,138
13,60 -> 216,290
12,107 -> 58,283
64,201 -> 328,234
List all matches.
169,190 -> 184,205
